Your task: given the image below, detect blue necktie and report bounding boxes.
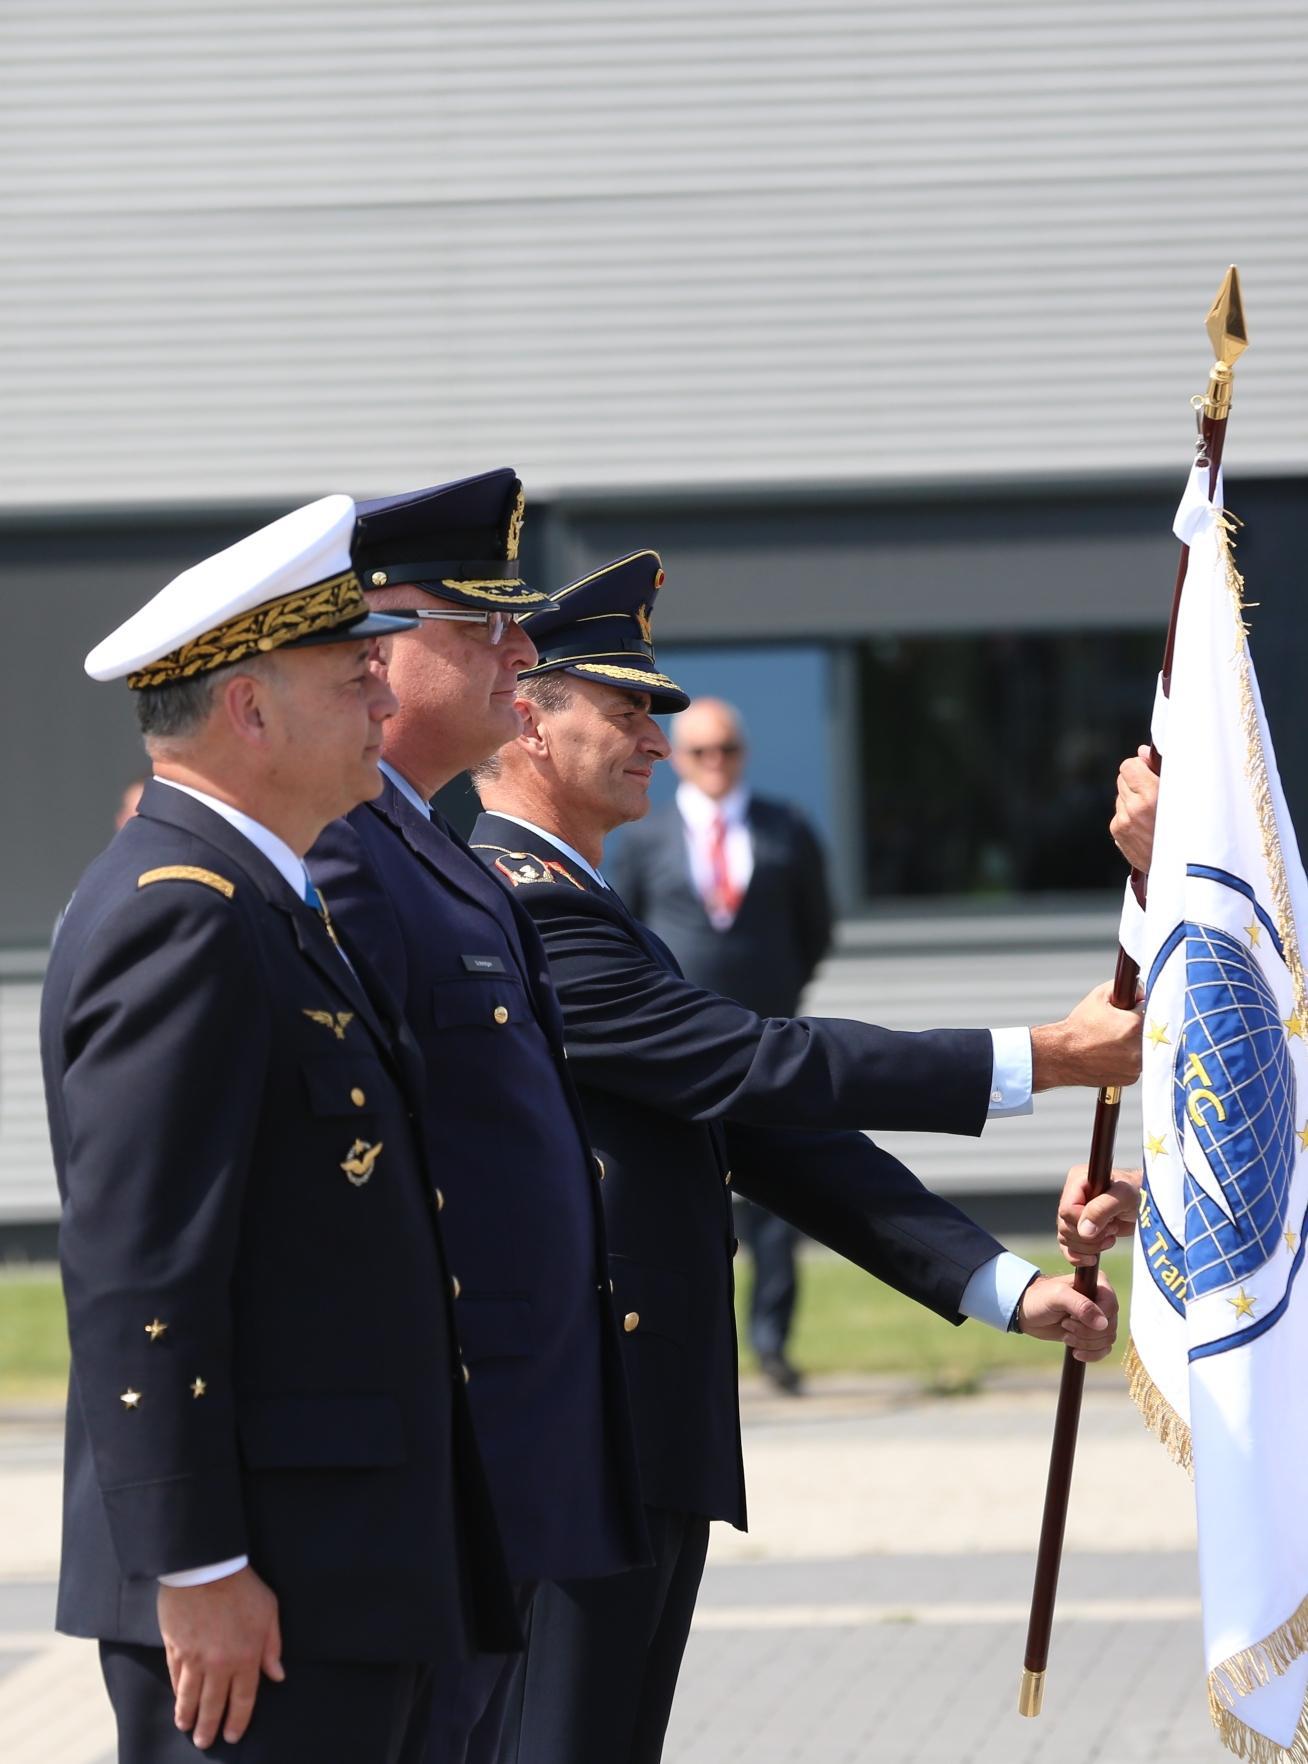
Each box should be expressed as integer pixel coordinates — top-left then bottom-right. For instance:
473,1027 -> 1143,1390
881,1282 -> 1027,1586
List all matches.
304,877 -> 351,968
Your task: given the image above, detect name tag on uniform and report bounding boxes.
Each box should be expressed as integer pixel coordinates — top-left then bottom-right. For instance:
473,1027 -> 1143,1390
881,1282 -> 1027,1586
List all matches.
461,954 -> 507,974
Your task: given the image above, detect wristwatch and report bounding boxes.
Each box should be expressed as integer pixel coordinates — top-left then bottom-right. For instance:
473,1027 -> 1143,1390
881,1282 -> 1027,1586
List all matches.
1008,1271 -> 1043,1333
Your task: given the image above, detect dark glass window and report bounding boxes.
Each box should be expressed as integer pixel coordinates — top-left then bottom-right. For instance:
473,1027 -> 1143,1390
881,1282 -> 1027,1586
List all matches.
858,629 -> 1165,899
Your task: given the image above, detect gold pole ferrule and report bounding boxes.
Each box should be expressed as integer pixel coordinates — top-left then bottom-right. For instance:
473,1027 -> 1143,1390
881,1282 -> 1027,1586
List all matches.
1204,363 -> 1235,421
1100,1084 -> 1122,1107
1018,1667 -> 1046,1717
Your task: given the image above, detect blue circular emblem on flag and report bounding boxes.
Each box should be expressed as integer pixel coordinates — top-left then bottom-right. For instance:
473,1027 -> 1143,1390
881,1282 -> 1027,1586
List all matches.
1171,923 -> 1295,1297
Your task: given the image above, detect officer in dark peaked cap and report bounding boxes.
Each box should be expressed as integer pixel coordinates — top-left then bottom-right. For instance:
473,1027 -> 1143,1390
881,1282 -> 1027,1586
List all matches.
307,472 -> 648,1764
43,496 -> 517,1763
468,551 -> 1140,1763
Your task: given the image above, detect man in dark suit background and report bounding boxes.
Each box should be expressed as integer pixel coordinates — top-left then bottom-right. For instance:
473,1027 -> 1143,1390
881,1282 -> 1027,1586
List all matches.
467,551 -> 1138,1763
43,498 -> 516,1762
308,473 -> 647,1764
609,696 -> 834,1391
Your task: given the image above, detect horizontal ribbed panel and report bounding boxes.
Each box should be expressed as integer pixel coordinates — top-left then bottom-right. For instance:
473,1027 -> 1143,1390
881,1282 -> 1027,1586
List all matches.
0,979 -> 56,1224
0,1 -> 1305,509
803,911 -> 1142,1195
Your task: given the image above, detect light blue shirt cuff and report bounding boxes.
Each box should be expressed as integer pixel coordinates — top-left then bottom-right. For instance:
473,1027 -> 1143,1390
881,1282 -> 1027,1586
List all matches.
959,1252 -> 1041,1332
987,1027 -> 1033,1117
158,1554 -> 249,1588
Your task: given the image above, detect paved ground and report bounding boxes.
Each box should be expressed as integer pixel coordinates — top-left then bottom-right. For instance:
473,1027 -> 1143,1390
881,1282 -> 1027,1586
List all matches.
0,1372 -> 1224,1762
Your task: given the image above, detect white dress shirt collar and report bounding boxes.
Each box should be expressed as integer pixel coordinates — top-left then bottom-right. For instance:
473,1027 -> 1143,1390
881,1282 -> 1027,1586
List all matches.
379,760 -> 433,821
675,779 -> 750,830
154,778 -> 309,900
488,812 -> 608,889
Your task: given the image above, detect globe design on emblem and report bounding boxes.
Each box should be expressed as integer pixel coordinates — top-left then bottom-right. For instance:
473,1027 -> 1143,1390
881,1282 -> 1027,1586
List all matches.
1171,922 -> 1295,1298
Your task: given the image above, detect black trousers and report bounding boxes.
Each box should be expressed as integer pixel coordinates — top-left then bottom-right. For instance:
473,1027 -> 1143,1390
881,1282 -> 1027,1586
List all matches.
735,1196 -> 800,1358
495,1507 -> 710,1764
100,1640 -> 437,1763
422,1584 -> 536,1764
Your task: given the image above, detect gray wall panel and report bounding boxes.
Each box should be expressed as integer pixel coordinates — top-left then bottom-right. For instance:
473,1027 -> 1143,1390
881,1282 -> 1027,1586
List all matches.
1,2 -> 1305,510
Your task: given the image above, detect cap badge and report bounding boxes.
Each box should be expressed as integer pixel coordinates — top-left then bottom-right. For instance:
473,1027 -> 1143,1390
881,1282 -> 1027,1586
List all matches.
636,603 -> 654,647
506,488 -> 526,561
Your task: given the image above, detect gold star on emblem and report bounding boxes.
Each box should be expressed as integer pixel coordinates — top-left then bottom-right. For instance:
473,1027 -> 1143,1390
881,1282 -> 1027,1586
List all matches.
1229,1289 -> 1257,1319
1145,1020 -> 1171,1048
120,1388 -> 141,1409
1285,1230 -> 1299,1255
1246,919 -> 1262,947
190,1377 -> 207,1400
1285,1012 -> 1307,1041
144,1318 -> 168,1342
1298,1124 -> 1308,1153
1144,1132 -> 1168,1158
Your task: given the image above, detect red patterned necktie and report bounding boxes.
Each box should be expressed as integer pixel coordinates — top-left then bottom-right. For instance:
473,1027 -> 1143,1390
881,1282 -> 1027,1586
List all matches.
706,812 -> 742,920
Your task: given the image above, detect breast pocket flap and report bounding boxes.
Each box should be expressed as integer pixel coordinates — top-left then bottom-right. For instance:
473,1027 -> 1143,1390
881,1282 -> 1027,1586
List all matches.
430,974 -> 527,1031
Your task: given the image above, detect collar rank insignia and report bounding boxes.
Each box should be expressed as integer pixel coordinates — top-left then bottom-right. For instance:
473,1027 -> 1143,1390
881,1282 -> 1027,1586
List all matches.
487,852 -> 551,888
304,1008 -> 354,1040
544,858 -> 586,889
476,846 -> 589,891
340,1138 -> 383,1186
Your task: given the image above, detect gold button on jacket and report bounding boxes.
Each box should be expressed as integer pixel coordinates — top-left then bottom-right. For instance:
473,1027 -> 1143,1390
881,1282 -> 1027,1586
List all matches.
623,1311 -> 640,1333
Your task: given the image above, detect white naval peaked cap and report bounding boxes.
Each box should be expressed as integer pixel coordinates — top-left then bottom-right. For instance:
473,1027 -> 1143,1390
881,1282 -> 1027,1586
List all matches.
84,494 -> 414,687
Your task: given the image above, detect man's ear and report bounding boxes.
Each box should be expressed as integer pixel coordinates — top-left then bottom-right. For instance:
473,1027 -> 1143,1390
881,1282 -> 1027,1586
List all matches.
515,695 -> 549,758
220,670 -> 271,748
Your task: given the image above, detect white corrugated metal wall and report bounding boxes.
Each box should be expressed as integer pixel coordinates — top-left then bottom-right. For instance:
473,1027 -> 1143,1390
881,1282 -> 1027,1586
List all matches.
1,0 -> 1306,510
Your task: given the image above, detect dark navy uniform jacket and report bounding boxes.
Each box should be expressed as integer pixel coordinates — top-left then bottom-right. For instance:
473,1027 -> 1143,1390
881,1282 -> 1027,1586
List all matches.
309,779 -> 646,1584
41,781 -> 517,1664
471,811 -> 1007,1529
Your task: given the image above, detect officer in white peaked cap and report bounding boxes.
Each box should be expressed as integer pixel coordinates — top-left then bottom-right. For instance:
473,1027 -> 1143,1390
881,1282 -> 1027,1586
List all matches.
42,497 -> 519,1762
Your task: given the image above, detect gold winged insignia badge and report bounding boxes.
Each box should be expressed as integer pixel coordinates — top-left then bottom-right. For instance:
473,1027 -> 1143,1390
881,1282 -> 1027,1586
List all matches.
303,1008 -> 354,1040
340,1139 -> 383,1186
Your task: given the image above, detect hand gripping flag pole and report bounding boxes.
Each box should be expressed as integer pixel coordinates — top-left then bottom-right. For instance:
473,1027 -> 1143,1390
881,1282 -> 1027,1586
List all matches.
1018,267 -> 1249,1720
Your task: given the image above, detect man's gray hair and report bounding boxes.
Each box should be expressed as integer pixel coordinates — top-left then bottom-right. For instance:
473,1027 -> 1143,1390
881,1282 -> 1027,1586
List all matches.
134,654 -> 274,743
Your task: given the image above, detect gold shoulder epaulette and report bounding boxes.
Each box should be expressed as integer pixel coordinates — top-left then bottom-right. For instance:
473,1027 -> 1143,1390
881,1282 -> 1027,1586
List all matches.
137,865 -> 235,898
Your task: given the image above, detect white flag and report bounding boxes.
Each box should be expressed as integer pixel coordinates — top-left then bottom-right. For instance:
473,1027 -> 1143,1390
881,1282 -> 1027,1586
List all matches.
1129,464 -> 1308,1762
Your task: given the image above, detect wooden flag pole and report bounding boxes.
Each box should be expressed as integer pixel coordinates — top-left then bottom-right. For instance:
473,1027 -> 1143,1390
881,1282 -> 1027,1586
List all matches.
1018,267 -> 1249,1718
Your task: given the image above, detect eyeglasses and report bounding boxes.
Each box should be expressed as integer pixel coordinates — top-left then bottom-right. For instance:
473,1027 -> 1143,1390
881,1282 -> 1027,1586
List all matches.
686,743 -> 743,759
409,609 -> 520,646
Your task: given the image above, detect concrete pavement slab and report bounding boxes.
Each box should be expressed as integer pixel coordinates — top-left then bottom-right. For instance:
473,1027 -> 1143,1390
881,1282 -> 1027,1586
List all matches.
0,1377 -> 1227,1763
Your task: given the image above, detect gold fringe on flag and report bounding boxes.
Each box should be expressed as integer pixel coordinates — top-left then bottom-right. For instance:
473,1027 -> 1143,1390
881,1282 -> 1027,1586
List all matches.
1122,1337 -> 1192,1471
1212,1710 -> 1308,1764
1217,510 -> 1308,1021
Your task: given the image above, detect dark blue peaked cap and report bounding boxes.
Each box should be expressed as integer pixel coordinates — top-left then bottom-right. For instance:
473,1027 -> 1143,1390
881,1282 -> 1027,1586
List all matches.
519,551 -> 690,712
352,467 -> 548,611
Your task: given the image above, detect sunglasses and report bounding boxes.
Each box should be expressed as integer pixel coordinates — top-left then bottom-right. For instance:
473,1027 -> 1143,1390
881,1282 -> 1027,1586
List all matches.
409,609 -> 520,646
686,743 -> 743,759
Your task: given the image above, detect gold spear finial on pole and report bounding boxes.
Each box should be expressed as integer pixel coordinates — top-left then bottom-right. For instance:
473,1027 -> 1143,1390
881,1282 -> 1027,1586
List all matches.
1203,266 -> 1249,420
